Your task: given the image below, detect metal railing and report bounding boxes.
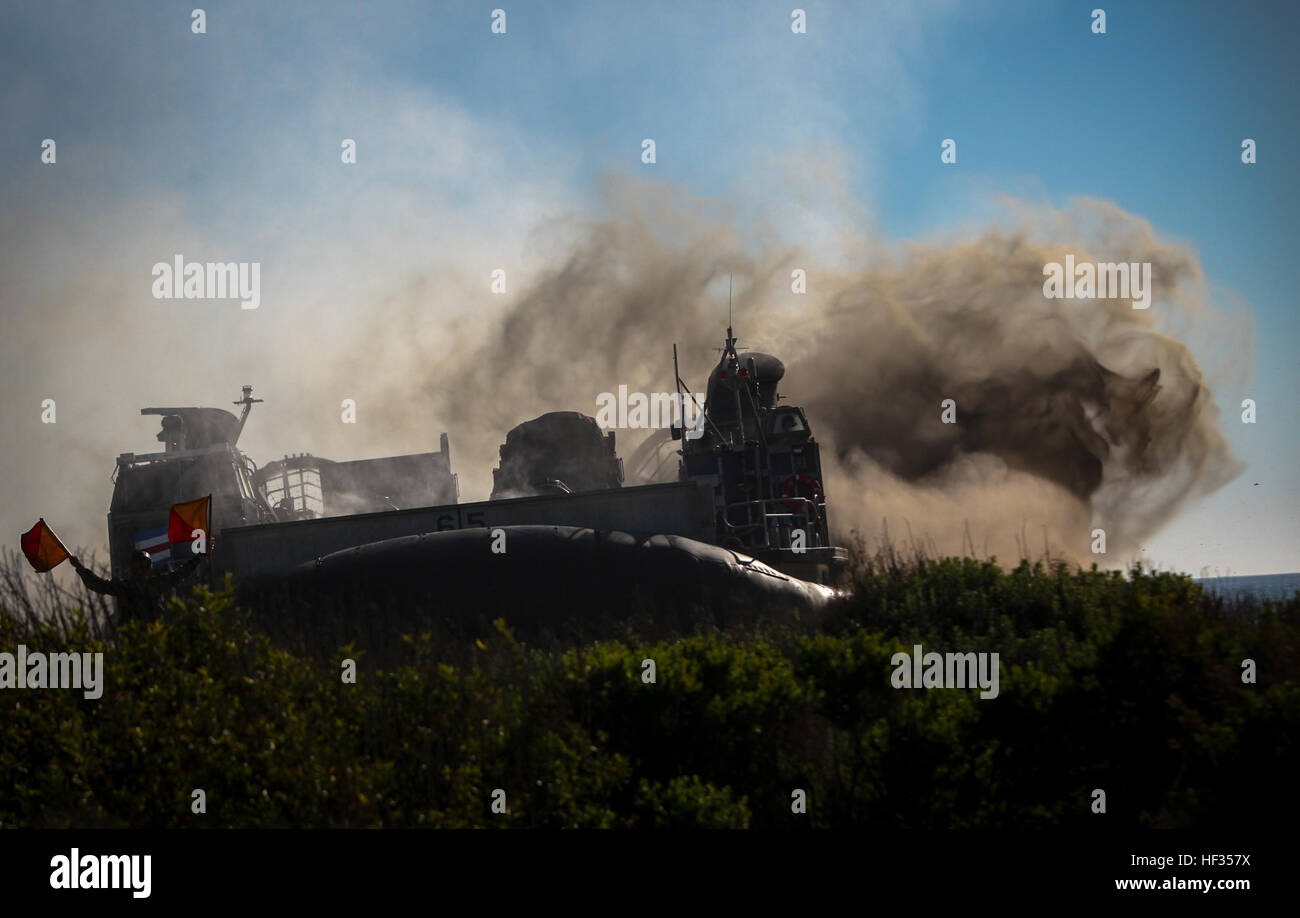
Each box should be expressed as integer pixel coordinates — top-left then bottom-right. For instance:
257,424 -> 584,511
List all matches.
722,497 -> 828,551
260,462 -> 324,518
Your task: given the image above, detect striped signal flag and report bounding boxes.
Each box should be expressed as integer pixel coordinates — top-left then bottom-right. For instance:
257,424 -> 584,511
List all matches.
168,495 -> 212,552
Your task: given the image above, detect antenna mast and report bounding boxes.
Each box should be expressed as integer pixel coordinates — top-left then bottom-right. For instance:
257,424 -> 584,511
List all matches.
673,343 -> 682,426
232,385 -> 263,446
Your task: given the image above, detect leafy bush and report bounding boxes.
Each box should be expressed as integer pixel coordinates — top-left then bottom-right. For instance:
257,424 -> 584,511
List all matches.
1,552 -> 1295,828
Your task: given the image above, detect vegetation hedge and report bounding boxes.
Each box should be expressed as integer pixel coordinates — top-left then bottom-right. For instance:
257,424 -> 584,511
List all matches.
1,550 -> 1295,828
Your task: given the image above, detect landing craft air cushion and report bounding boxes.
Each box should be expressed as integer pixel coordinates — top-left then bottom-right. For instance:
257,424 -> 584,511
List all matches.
102,331 -> 847,628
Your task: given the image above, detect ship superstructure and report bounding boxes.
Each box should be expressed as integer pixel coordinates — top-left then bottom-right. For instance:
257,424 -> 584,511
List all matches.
102,328 -> 846,622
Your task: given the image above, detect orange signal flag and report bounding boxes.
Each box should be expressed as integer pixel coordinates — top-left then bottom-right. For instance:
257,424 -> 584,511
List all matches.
168,495 -> 211,549
20,519 -> 70,573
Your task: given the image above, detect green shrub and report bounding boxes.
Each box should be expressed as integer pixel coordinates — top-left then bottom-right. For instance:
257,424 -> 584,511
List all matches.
1,555 -> 1295,828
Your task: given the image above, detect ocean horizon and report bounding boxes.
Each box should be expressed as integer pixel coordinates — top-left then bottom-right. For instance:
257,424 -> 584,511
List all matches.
1193,572 -> 1300,602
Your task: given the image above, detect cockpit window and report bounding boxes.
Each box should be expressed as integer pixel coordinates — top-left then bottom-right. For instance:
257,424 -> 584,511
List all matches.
769,408 -> 807,436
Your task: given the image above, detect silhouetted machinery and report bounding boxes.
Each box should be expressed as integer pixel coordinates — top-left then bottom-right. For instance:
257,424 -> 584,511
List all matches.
102,329 -> 846,624
674,326 -> 837,580
490,411 -> 623,499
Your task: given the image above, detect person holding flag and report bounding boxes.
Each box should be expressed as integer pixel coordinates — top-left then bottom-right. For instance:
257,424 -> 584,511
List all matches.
22,497 -> 212,627
68,549 -> 203,627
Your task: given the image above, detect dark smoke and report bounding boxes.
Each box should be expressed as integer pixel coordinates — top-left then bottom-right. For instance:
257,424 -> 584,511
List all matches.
365,177 -> 1242,562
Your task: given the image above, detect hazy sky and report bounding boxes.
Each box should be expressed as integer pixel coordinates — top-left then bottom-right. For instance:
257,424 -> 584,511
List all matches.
2,0 -> 1296,575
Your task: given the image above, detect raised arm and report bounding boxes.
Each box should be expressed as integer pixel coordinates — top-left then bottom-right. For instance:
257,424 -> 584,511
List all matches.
70,557 -> 126,598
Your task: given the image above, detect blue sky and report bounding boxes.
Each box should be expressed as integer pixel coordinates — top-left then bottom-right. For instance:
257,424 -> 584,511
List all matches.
1,0 -> 1296,574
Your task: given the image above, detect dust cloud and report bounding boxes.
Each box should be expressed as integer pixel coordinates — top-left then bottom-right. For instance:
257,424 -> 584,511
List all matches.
356,178 -> 1243,562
